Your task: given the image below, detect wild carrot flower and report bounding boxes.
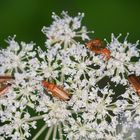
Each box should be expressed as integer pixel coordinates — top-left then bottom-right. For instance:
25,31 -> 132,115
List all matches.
0,11 -> 140,140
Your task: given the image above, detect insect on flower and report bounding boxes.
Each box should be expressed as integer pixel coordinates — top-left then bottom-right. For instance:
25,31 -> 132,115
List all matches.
128,74 -> 140,96
86,39 -> 111,60
42,80 -> 71,101
0,75 -> 14,96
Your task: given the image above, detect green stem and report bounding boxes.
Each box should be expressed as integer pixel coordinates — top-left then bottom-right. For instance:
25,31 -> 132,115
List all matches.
53,125 -> 57,140
96,74 -> 107,83
45,126 -> 53,140
32,124 -> 47,140
25,115 -> 44,122
58,123 -> 63,140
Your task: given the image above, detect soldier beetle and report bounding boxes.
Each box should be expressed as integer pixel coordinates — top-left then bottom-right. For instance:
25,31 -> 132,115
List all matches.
0,75 -> 14,96
86,39 -> 111,60
128,74 -> 140,96
42,80 -> 71,101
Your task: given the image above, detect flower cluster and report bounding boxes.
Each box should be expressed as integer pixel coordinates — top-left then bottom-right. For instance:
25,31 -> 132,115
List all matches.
102,33 -> 140,85
42,11 -> 90,45
0,11 -> 140,140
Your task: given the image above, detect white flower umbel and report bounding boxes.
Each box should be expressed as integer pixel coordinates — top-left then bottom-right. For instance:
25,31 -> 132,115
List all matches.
36,95 -> 71,127
103,34 -> 140,85
42,11 -> 92,46
0,11 -> 140,140
0,110 -> 37,140
0,37 -> 43,139
0,36 -> 36,74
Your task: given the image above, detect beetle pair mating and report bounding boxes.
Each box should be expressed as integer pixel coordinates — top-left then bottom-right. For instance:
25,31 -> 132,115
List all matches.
86,39 -> 111,60
0,75 -> 14,96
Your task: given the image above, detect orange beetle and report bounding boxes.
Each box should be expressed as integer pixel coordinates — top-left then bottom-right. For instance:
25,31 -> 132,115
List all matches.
100,48 -> 111,60
128,74 -> 140,96
86,39 -> 111,60
42,80 -> 71,101
0,75 -> 14,96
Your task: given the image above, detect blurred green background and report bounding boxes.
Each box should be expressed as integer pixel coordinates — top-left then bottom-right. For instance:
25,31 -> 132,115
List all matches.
0,0 -> 140,48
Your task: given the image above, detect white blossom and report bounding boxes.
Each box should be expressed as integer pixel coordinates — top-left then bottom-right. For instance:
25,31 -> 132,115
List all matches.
42,11 -> 91,46
102,34 -> 140,85
0,11 -> 140,140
